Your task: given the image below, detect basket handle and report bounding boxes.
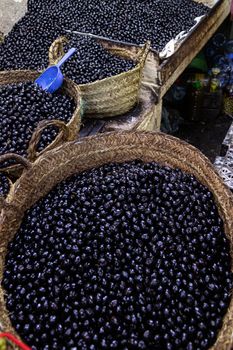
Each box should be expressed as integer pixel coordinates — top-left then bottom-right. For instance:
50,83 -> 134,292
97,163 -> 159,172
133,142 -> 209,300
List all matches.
0,153 -> 31,171
0,31 -> 4,44
27,119 -> 70,162
136,40 -> 151,66
0,154 -> 31,211
49,36 -> 69,65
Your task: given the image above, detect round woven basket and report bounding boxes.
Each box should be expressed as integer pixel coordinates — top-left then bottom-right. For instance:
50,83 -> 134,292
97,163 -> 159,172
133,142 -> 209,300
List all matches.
0,69 -> 82,179
0,131 -> 233,349
49,36 -> 150,118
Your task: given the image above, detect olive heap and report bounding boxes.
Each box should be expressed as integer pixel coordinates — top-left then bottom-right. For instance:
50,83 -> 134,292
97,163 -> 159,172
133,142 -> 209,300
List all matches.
0,10 -> 61,71
64,0 -> 208,50
0,0 -> 208,71
3,161 -> 232,350
0,82 -> 75,164
0,173 -> 10,197
59,36 -> 135,84
27,0 -> 49,13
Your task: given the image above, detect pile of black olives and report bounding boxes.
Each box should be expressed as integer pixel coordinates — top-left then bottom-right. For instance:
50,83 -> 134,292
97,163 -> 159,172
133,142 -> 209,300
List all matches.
0,10 -> 61,71
60,36 -> 135,84
0,0 -> 208,72
0,81 -> 75,163
3,160 -> 232,350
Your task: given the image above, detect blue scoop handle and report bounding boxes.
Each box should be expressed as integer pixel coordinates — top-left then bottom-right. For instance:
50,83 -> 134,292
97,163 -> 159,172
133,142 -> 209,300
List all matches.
56,48 -> 76,68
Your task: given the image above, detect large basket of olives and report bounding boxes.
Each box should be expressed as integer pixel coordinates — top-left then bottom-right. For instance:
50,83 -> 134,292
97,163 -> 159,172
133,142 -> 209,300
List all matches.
0,131 -> 233,350
0,69 -> 82,178
49,36 -> 150,119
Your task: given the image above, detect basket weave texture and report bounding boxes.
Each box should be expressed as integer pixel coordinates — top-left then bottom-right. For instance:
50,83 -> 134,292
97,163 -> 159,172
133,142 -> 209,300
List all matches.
224,96 -> 233,118
49,36 -> 150,118
0,131 -> 232,349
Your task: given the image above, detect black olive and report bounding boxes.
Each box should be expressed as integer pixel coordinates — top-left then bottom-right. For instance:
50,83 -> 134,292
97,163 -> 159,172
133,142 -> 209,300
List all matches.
0,81 -> 75,165
0,0 -> 208,72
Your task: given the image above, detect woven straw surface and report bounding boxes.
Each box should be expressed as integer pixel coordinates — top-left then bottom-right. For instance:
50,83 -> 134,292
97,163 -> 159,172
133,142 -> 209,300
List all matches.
193,0 -> 216,7
0,32 -> 4,44
0,69 -> 82,177
49,36 -> 150,118
102,51 -> 160,133
224,96 -> 233,118
0,131 -> 232,349
134,107 -> 156,131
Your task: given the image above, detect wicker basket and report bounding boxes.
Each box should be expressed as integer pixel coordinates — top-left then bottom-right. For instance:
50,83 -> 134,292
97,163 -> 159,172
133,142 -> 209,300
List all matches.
0,70 -> 82,178
224,95 -> 233,118
0,31 -> 4,44
0,131 -> 233,349
49,36 -> 150,118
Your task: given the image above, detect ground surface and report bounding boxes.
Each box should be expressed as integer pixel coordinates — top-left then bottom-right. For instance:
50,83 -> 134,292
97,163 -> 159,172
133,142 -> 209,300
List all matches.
0,0 -> 27,34
175,114 -> 232,162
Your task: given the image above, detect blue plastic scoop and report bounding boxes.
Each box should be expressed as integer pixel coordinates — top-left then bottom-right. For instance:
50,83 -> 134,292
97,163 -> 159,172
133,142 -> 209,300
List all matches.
35,48 -> 76,93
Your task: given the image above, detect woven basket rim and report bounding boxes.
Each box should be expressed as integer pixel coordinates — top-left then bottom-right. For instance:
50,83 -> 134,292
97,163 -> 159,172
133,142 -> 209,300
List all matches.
22,130 -> 233,211
49,37 -> 150,87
